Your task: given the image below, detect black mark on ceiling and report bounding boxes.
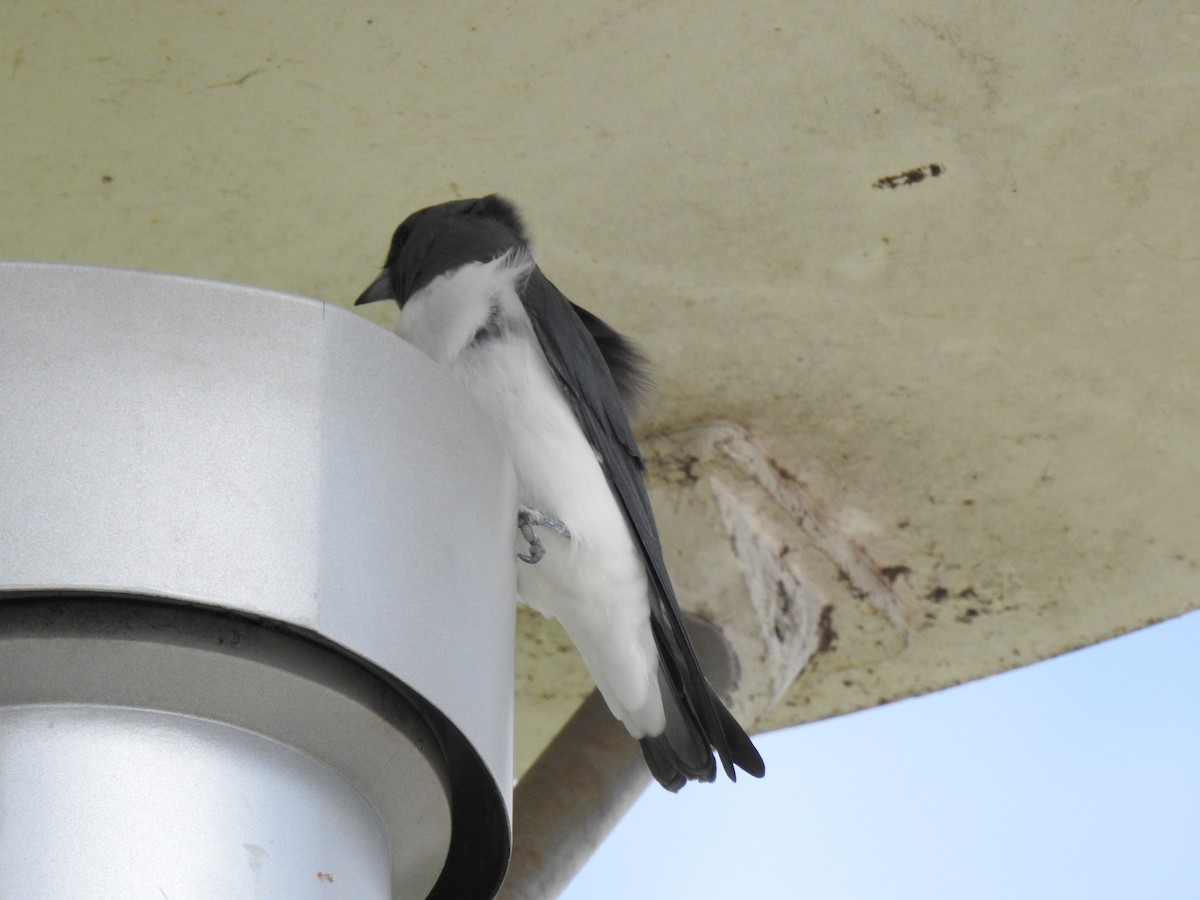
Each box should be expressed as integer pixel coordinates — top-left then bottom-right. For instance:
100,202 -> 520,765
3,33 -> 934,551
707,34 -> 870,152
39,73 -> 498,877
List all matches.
817,604 -> 837,652
679,453 -> 701,483
836,567 -> 869,601
873,163 -> 945,190
775,580 -> 792,616
207,68 -> 264,89
773,580 -> 793,643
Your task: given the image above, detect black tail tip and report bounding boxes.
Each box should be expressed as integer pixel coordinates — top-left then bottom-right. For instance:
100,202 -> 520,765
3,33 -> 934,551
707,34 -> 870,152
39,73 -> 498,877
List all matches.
639,734 -> 764,791
729,731 -> 766,780
639,736 -> 714,792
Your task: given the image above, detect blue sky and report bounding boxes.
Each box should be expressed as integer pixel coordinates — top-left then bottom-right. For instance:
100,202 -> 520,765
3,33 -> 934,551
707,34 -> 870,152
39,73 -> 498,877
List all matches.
564,610 -> 1200,899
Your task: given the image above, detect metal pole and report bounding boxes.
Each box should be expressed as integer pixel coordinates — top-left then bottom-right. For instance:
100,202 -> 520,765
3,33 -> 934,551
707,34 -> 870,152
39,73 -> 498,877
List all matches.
498,689 -> 651,900
499,615 -> 738,899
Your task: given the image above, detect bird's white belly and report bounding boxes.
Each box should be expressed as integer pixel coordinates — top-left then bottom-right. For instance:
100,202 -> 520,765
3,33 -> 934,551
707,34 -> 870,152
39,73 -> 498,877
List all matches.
452,335 -> 665,736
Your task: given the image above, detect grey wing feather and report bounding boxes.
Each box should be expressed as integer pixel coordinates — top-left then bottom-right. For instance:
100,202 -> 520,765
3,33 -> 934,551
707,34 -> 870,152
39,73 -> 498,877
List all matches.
569,302 -> 652,419
520,267 -> 764,788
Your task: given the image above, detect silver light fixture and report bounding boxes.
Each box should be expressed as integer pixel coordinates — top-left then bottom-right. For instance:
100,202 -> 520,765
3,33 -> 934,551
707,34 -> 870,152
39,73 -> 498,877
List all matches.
0,263 -> 516,899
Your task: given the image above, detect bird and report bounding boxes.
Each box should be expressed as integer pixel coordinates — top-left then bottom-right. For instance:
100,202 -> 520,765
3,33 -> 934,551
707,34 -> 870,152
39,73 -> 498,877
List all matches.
355,194 -> 764,790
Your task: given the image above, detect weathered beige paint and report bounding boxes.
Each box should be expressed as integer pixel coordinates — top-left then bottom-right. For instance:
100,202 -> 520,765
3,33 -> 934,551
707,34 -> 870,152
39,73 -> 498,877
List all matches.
4,2 -> 1198,775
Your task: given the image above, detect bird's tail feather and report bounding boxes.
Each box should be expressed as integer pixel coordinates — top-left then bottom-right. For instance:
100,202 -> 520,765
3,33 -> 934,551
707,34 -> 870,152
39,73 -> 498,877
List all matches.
639,666 -> 764,792
639,668 -> 716,792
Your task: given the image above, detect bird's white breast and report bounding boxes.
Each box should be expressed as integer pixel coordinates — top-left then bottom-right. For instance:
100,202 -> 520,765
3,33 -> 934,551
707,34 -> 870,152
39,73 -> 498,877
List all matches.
395,255 -> 665,737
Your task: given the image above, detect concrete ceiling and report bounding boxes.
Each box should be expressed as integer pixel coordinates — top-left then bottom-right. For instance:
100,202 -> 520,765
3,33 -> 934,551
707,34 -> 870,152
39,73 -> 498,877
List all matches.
4,2 -> 1199,776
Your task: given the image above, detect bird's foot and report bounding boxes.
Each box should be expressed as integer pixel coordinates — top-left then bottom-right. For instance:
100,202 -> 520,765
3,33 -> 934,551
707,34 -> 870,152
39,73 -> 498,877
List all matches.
517,505 -> 571,564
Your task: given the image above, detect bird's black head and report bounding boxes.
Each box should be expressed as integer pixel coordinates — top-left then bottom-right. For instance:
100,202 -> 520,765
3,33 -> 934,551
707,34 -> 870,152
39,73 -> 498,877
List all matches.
354,194 -> 529,309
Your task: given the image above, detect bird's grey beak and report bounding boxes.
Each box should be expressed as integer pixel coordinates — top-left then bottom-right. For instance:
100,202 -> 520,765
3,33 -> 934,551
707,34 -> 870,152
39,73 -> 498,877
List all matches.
354,271 -> 396,306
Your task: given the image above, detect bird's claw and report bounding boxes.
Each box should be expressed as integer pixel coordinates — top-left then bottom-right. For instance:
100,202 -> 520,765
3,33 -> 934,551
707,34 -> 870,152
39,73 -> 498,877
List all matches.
518,537 -> 545,565
518,506 -> 570,565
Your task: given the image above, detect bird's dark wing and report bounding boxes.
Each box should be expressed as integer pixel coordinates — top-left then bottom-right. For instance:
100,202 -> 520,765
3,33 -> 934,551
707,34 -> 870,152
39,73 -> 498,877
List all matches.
520,266 -> 764,789
568,302 -> 652,419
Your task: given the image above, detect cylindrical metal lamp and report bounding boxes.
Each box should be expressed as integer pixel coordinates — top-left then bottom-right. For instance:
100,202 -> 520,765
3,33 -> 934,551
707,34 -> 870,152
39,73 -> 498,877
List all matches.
0,263 -> 516,899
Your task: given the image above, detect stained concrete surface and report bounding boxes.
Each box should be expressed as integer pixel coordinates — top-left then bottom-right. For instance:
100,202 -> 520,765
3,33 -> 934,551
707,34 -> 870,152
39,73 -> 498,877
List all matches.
3,1 -> 1198,774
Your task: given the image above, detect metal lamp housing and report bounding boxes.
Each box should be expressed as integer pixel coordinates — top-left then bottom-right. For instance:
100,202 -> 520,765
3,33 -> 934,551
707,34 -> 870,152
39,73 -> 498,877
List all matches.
0,263 -> 516,899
